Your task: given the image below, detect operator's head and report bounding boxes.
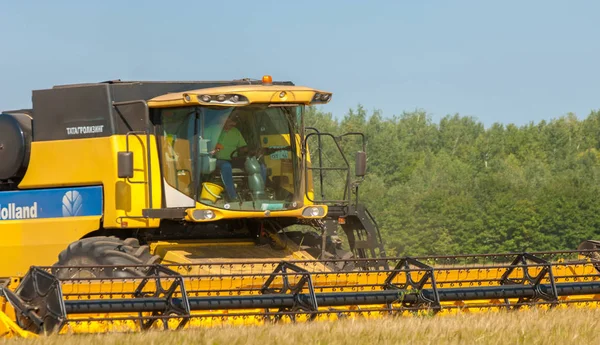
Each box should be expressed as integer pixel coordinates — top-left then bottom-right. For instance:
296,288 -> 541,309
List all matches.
223,113 -> 239,131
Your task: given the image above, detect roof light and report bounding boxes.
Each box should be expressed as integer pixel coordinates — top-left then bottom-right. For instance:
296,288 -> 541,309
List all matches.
312,92 -> 332,103
262,75 -> 273,85
195,93 -> 249,105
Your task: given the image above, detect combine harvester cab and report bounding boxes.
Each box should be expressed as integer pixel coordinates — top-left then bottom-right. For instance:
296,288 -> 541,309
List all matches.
0,77 -> 600,338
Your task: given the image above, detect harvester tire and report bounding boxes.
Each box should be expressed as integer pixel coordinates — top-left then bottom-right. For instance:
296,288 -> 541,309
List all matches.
52,236 -> 161,279
578,240 -> 600,259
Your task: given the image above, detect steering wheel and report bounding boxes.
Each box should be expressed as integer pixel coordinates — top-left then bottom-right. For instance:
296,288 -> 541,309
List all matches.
230,146 -> 292,160
229,146 -> 250,160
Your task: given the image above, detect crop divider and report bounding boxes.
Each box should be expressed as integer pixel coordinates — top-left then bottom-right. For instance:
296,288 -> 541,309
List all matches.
500,253 -> 558,309
260,261 -> 319,322
383,257 -> 441,314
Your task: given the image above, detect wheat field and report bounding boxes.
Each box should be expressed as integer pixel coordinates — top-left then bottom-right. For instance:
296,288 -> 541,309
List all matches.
2,308 -> 599,345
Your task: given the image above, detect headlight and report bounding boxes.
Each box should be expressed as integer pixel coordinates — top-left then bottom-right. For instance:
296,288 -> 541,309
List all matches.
311,92 -> 332,104
192,209 -> 216,220
197,94 -> 248,104
302,206 -> 325,217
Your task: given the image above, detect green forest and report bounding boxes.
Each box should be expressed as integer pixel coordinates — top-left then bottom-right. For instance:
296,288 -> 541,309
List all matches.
303,105 -> 600,257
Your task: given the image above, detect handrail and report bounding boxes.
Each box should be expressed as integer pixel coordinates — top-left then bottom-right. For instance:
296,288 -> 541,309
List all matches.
112,100 -> 153,210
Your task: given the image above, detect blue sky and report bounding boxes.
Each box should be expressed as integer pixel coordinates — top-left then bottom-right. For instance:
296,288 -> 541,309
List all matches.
1,1 -> 599,128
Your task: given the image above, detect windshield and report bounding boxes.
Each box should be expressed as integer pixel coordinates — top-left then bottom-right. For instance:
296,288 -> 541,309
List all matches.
156,104 -> 303,211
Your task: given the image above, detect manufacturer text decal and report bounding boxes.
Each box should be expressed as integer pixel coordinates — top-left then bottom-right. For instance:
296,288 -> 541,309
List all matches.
66,125 -> 104,136
0,202 -> 38,220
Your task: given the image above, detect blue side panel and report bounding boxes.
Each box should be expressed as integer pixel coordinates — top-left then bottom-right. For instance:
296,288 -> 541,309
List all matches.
0,186 -> 103,221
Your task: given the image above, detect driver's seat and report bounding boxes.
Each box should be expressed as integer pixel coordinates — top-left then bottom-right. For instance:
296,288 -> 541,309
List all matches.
208,166 -> 248,181
204,164 -> 249,195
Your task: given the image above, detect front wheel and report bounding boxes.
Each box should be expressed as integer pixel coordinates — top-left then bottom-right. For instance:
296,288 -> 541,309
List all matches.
52,236 -> 161,279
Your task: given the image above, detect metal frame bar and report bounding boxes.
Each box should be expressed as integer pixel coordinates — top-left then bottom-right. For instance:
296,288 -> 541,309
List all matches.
499,253 -> 559,309
303,131 -> 366,205
261,262 -> 319,322
383,257 -> 441,313
305,127 -> 325,201
133,265 -> 191,330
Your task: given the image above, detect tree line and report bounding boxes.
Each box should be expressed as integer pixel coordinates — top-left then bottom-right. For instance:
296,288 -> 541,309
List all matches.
304,105 -> 600,256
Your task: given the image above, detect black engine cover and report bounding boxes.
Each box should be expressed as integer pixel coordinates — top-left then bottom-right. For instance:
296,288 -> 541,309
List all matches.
0,113 -> 32,180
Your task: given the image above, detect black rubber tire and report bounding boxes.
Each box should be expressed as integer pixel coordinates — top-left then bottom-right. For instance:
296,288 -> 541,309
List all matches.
52,236 -> 161,279
284,231 -> 356,271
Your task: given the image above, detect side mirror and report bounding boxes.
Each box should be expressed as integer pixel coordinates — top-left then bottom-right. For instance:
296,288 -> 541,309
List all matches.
118,151 -> 134,178
355,151 -> 367,177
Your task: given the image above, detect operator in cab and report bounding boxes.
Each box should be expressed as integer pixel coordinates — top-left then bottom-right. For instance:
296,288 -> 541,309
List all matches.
207,113 -> 267,201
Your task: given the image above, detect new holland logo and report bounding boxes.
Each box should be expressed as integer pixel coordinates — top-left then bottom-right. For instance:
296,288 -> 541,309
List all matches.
62,190 -> 83,217
0,202 -> 38,220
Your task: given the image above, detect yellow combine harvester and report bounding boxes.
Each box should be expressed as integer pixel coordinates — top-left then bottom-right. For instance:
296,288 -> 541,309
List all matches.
0,76 -> 599,338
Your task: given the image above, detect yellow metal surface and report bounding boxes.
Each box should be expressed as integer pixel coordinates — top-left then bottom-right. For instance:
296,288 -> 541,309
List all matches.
1,135 -> 162,277
147,85 -> 331,108
0,311 -> 38,339
184,204 -> 327,222
0,282 -> 38,338
150,239 -> 327,272
18,135 -> 163,229
0,216 -> 100,277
